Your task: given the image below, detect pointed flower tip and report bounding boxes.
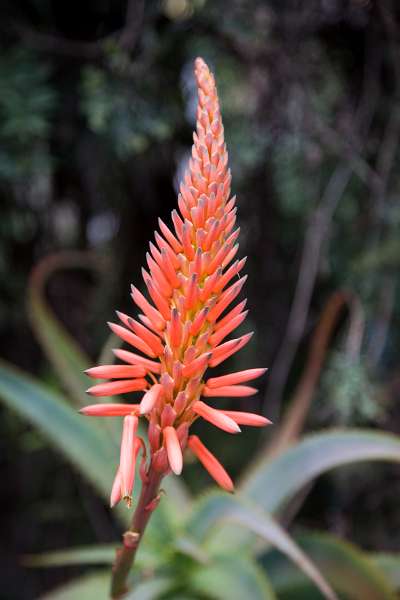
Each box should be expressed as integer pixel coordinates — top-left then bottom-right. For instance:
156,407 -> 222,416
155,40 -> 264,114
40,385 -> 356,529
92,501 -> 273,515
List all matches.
188,435 -> 234,492
164,426 -> 183,475
110,467 -> 122,508
194,401 -> 241,434
139,384 -> 162,415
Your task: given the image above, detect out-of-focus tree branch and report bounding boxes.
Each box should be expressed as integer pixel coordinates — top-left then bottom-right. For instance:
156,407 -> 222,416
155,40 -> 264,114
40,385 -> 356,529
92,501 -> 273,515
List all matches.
264,165 -> 352,420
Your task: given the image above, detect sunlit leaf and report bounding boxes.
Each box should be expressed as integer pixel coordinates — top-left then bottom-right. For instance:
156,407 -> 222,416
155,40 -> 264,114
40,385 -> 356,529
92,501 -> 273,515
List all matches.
125,577 -> 174,599
24,542 -> 161,573
40,571 -> 109,599
241,430 -> 400,514
262,532 -> 396,600
24,545 -> 116,567
187,493 -> 337,600
370,553 -> 400,589
0,359 -> 116,498
190,555 -> 276,600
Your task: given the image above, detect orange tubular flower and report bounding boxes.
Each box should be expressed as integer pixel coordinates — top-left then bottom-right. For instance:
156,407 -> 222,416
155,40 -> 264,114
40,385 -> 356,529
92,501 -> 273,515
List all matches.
81,58 -> 271,508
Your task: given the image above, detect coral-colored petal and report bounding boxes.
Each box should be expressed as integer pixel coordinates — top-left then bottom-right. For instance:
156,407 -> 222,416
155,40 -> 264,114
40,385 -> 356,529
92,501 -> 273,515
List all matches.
215,300 -> 247,331
212,257 -> 246,294
108,322 -> 156,358
158,218 -> 182,254
140,384 -> 163,415
169,308 -> 182,348
112,349 -> 161,373
130,285 -> 165,331
120,416 -> 138,501
209,311 -> 248,347
209,333 -> 253,368
110,467 -> 122,508
126,317 -> 164,356
202,385 -> 258,398
188,434 -> 234,492
206,368 -> 267,388
86,379 -> 147,397
85,365 -> 146,379
182,352 -> 210,378
193,400 -> 241,433
206,277 -> 244,322
220,410 -> 272,427
164,426 -> 183,475
79,403 -> 140,416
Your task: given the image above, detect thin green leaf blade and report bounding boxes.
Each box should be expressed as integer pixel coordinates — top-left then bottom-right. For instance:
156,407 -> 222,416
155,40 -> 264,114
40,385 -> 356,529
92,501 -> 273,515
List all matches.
24,543 -> 158,571
187,493 -> 337,600
40,571 -> 172,600
240,430 -> 400,514
190,555 -> 276,600
370,553 -> 400,589
125,577 -> 174,599
40,572 -> 109,600
28,284 -> 91,408
0,359 -> 115,499
263,532 -> 397,600
24,545 -> 116,567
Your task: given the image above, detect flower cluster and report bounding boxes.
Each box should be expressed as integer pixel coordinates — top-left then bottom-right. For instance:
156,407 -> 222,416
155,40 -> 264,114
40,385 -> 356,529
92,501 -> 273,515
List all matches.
81,58 -> 270,507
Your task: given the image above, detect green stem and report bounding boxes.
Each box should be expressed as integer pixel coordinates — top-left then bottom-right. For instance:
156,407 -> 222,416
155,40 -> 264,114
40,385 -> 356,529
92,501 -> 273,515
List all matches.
110,469 -> 164,599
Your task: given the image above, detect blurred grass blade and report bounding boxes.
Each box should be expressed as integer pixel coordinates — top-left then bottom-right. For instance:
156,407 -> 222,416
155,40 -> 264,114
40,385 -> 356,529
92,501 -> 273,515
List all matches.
187,493 -> 337,600
263,532 -> 397,600
240,430 -> 400,514
40,571 -> 109,599
370,553 -> 400,589
27,251 -> 101,407
173,535 -> 209,564
24,545 -> 116,567
190,555 -> 276,600
40,572 -> 172,600
0,359 -> 115,499
125,577 -> 174,599
24,543 -> 158,571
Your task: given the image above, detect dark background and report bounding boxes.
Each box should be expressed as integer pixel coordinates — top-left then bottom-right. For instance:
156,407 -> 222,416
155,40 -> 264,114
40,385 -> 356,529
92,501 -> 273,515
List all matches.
1,0 -> 400,597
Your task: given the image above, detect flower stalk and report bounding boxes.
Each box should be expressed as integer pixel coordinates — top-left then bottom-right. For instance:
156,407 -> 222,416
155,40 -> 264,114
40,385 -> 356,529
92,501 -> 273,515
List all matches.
110,469 -> 164,599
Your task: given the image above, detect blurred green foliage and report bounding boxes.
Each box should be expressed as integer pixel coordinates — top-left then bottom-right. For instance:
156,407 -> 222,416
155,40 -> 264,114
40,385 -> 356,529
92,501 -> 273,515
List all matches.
0,49 -> 55,179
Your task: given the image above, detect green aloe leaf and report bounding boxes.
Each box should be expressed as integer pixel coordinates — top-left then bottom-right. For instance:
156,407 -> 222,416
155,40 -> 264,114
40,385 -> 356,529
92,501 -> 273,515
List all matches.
190,555 -> 276,600
0,360 -> 187,531
187,493 -> 337,600
207,430 -> 400,554
24,535 -> 208,571
24,545 -> 116,567
125,577 -> 174,599
27,252 -> 125,446
262,532 -> 396,600
370,553 -> 400,589
40,571 -> 109,599
27,253 -> 94,408
0,359 -> 115,498
240,429 -> 400,514
40,571 -> 172,600
23,544 -> 159,572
